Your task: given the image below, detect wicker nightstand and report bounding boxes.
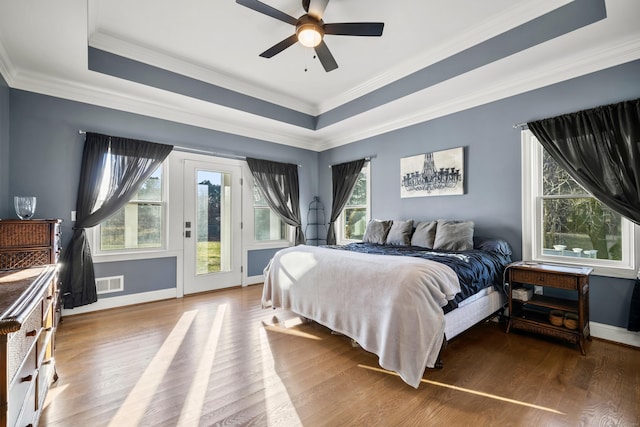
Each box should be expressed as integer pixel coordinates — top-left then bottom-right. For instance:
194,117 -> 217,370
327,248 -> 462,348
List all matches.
506,261 -> 592,355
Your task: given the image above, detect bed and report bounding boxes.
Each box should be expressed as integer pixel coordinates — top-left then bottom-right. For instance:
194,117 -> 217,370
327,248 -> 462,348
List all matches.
261,219 -> 512,388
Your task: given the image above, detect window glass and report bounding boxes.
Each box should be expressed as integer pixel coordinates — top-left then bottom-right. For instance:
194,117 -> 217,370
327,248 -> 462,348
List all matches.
253,182 -> 287,241
340,165 -> 369,241
99,165 -> 164,251
541,150 -> 622,261
522,130 -> 637,278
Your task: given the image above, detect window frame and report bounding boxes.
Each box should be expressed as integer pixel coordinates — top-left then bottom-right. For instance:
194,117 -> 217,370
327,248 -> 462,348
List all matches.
337,162 -> 371,244
521,130 -> 639,279
91,158 -> 169,262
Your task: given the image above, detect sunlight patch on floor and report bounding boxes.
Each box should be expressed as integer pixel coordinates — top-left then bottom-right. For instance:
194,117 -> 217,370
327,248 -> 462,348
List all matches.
259,326 -> 303,425
358,364 -> 566,415
262,322 -> 322,341
42,383 -> 69,410
176,304 -> 227,426
107,310 -> 198,427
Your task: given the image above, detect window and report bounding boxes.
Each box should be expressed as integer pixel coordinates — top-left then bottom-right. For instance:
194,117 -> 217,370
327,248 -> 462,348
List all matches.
253,180 -> 287,242
339,163 -> 370,242
97,164 -> 165,252
522,130 -> 638,278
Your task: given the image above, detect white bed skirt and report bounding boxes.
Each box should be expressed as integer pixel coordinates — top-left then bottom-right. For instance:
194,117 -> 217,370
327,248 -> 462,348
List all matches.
444,287 -> 505,340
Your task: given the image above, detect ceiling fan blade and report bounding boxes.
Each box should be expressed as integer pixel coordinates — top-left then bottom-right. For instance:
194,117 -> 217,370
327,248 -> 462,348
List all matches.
307,0 -> 329,20
323,22 -> 384,36
236,0 -> 298,26
259,34 -> 299,58
314,41 -> 338,72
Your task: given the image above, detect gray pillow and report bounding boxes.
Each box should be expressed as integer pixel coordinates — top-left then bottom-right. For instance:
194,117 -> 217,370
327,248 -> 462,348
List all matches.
433,219 -> 474,251
385,219 -> 414,246
411,220 -> 437,248
362,219 -> 392,245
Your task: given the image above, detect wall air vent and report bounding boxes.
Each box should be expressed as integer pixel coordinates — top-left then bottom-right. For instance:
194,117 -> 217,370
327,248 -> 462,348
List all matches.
95,275 -> 124,294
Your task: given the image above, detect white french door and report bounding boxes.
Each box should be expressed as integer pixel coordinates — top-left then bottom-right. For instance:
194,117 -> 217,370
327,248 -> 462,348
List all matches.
183,159 -> 242,294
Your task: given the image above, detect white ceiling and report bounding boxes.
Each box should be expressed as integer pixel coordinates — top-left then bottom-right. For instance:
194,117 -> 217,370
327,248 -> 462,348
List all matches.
0,0 -> 639,151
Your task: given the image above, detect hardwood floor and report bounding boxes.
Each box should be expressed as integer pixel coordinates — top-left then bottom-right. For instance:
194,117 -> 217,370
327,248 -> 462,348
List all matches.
41,284 -> 639,426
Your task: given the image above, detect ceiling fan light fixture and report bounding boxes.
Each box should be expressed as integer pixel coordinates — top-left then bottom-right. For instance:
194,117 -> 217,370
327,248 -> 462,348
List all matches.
297,22 -> 323,47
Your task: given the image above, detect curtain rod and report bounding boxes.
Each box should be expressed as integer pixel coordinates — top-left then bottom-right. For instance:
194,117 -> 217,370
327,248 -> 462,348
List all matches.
513,122 -> 529,129
78,129 -> 301,166
328,155 -> 376,168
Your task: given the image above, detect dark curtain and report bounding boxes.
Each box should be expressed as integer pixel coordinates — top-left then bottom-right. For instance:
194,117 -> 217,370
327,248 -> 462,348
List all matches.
246,157 -> 305,245
61,132 -> 173,308
629,274 -> 640,331
326,158 -> 366,245
527,97 -> 640,330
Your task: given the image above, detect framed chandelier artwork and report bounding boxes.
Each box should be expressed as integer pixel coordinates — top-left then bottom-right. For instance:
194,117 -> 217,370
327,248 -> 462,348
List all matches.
400,147 -> 464,198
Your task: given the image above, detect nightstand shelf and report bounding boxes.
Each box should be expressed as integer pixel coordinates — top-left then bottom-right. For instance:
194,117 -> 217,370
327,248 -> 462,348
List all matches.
522,295 -> 578,312
506,261 -> 592,355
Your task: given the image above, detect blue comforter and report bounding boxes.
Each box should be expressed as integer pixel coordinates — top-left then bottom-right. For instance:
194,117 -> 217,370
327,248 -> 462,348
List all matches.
323,242 -> 512,313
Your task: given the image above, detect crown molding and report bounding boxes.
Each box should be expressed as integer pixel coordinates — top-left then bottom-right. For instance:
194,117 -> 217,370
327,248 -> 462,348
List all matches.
9,68 -> 317,150
314,35 -> 640,151
314,0 -> 573,114
0,39 -> 16,86
88,32 -> 319,116
4,29 -> 639,154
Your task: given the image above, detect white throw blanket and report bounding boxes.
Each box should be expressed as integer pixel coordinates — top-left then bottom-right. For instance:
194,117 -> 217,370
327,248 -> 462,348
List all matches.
262,245 -> 461,388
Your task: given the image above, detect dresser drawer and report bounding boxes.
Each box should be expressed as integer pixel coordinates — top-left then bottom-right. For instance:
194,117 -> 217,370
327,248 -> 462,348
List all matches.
7,303 -> 43,382
36,323 -> 53,366
0,222 -> 52,248
8,345 -> 37,427
511,269 -> 578,290
16,380 -> 38,427
0,249 -> 52,270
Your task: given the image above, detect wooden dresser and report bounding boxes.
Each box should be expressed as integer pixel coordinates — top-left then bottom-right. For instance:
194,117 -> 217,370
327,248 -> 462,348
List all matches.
0,266 -> 58,427
0,219 -> 62,426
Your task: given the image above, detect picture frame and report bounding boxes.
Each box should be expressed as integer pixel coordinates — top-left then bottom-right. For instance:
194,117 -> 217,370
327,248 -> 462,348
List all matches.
400,147 -> 464,198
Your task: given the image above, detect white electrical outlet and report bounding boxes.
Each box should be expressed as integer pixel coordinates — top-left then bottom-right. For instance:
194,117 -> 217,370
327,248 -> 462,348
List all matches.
71,210 -> 76,221
534,285 -> 543,295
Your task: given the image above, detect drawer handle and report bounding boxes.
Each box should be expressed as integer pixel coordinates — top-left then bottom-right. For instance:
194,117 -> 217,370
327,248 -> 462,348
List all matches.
21,374 -> 33,382
25,329 -> 37,337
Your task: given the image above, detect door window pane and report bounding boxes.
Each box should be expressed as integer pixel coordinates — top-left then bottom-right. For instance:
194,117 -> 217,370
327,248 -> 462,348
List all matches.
196,170 -> 231,274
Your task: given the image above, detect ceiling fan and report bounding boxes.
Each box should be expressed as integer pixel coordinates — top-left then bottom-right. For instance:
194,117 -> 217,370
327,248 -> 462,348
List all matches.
236,0 -> 384,72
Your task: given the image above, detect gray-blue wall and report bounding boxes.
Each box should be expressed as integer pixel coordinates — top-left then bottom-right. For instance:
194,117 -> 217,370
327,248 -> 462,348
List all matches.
93,257 -> 177,296
319,60 -> 640,328
0,73 -> 9,217
2,59 -> 639,327
6,90 -> 318,298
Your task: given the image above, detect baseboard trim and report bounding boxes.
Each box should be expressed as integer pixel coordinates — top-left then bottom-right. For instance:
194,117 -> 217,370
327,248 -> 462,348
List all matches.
61,288 -> 177,316
244,275 -> 264,286
590,321 -> 640,348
